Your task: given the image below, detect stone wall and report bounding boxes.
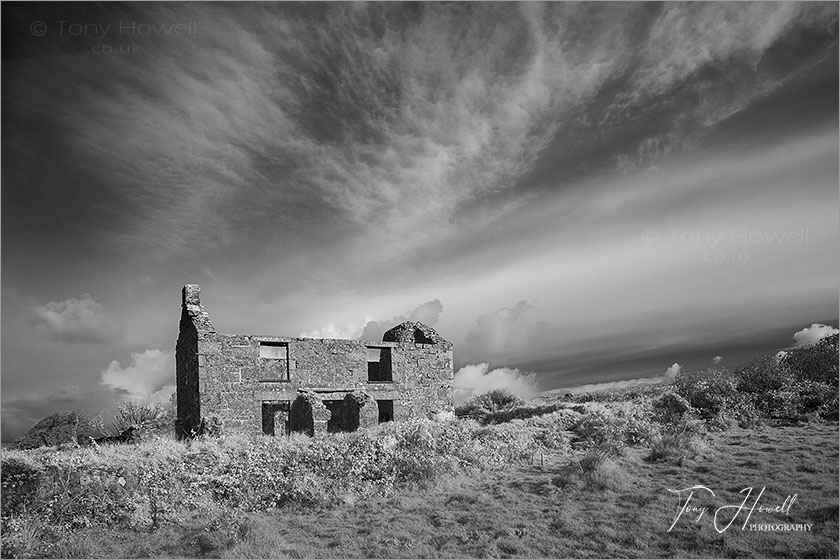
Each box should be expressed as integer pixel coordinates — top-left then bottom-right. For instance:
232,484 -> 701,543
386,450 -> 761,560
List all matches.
175,285 -> 205,438
175,285 -> 454,437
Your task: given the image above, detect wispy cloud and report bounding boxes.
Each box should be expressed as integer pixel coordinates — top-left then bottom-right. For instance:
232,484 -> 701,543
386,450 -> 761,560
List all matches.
30,294 -> 123,344
12,3 -> 832,273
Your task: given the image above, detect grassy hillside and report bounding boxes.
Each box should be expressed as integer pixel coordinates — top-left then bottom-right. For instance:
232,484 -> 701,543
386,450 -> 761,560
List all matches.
2,338 -> 838,558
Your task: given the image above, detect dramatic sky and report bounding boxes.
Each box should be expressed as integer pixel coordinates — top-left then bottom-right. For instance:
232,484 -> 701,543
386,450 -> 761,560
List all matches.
2,2 -> 838,440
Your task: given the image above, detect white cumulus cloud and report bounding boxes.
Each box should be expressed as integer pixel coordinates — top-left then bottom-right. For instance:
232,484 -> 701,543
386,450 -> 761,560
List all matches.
791,323 -> 838,347
301,299 -> 444,341
461,300 -> 547,364
663,362 -> 683,382
453,363 -> 539,405
299,319 -> 372,340
30,294 -> 123,344
100,349 -> 174,402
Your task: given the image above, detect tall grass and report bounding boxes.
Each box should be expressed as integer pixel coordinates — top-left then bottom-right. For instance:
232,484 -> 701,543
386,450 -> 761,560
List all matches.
0,415 -> 573,545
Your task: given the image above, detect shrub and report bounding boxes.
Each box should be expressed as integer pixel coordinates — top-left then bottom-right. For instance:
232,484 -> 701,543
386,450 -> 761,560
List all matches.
782,334 -> 839,384
479,402 -> 571,425
673,368 -> 739,420
1,458 -> 42,516
651,392 -> 702,434
570,406 -> 657,450
818,392 -> 839,420
762,389 -> 804,422
570,411 -> 623,448
112,401 -> 174,436
1,417 -> 560,532
735,357 -> 794,394
755,381 -> 837,423
646,433 -> 707,464
574,385 -> 667,403
790,380 -> 836,414
724,396 -> 763,428
455,389 -> 524,419
552,443 -> 629,490
0,513 -> 45,558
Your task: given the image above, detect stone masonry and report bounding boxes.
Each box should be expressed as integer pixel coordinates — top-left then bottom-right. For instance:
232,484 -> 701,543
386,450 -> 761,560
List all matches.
175,285 -> 454,438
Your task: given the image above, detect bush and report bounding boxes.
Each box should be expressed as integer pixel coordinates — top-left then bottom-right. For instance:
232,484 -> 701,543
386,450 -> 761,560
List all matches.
455,389 -> 524,419
790,380 -> 836,414
570,406 -> 658,449
725,396 -> 764,428
651,392 -> 702,434
646,433 -> 708,464
674,368 -> 739,420
477,402 -> 571,425
573,385 -> 667,403
552,443 -> 629,490
0,417 -> 559,531
818,392 -> 839,420
112,401 -> 174,436
0,513 -> 45,558
754,381 -> 837,423
735,357 -> 794,394
782,334 -> 839,384
1,458 -> 42,516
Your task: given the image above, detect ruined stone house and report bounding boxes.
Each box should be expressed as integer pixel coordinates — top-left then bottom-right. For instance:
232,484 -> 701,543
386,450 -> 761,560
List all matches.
175,285 -> 454,437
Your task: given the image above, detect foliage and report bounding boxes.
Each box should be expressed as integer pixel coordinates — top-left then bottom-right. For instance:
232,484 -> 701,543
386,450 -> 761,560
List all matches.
112,401 -> 174,436
782,334 -> 839,384
0,416 -> 564,533
573,384 -> 667,403
570,406 -> 658,450
455,389 -> 523,418
467,401 -> 574,425
0,513 -> 44,558
552,442 -> 629,491
651,392 -> 703,434
1,458 -> 42,516
735,357 -> 794,394
646,433 -> 708,464
724,396 -> 765,428
672,342 -> 838,427
673,368 -> 739,420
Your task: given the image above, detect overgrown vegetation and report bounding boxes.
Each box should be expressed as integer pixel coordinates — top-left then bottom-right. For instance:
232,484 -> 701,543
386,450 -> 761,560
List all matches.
2,335 -> 837,558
